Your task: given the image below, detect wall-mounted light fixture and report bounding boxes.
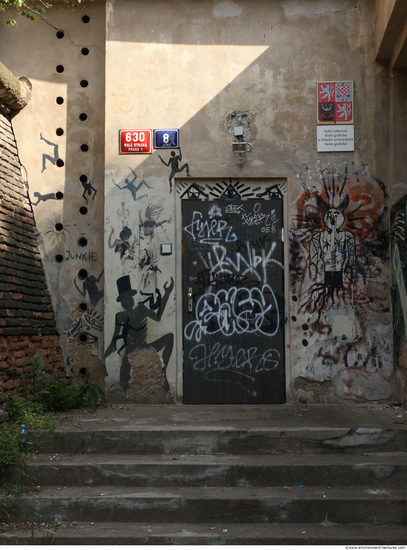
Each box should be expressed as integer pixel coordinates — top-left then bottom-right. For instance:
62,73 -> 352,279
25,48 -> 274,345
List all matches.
232,127 -> 252,163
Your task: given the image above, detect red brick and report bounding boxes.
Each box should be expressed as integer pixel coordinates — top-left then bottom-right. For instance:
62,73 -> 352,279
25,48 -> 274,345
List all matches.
15,357 -> 31,367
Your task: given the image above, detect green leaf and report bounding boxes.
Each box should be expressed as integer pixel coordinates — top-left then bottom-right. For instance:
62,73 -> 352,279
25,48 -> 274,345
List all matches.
94,385 -> 105,398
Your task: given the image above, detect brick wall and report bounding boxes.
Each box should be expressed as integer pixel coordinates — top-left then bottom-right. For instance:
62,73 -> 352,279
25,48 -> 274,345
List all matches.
0,111 -> 65,401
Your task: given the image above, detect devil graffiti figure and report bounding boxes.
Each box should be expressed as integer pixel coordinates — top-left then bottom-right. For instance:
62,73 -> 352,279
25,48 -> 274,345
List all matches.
309,195 -> 356,290
158,147 -> 191,193
113,168 -> 152,201
105,275 -> 174,392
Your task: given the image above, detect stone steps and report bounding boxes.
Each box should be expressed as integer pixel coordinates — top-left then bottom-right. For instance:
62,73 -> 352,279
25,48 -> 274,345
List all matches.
12,485 -> 407,525
33,425 -> 407,455
28,452 -> 407,488
2,522 -> 407,545
2,406 -> 406,545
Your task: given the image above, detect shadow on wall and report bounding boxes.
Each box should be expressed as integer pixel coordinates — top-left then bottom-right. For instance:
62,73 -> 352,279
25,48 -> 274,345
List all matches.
391,192 -> 407,405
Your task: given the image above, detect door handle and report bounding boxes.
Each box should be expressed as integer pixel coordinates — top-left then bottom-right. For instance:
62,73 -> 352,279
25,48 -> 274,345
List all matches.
188,287 -> 193,312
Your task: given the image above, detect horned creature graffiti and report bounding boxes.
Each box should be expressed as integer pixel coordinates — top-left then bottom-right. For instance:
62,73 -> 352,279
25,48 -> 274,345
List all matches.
309,194 -> 356,290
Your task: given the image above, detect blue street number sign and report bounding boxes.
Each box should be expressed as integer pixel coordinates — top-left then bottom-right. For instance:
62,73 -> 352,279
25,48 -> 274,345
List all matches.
154,129 -> 179,149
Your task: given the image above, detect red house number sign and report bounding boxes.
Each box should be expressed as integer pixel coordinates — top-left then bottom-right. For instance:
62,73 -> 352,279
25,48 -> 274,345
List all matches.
119,129 -> 152,154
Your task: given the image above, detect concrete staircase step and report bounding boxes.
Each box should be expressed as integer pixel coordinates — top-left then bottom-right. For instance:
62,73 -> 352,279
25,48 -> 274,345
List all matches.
12,485 -> 407,525
4,406 -> 407,545
1,522 -> 406,545
33,425 -> 407,455
28,452 -> 407,488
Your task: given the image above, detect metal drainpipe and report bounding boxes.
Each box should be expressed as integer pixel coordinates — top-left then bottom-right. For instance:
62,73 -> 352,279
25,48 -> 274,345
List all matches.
0,61 -> 32,111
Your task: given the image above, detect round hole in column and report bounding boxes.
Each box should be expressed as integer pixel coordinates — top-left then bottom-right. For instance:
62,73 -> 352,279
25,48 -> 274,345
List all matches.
55,254 -> 64,263
78,237 -> 88,247
79,302 -> 88,312
56,128 -> 64,136
56,159 -> 64,168
55,223 -> 63,232
56,191 -> 64,200
79,206 -> 88,215
56,30 -> 64,39
78,268 -> 88,280
80,144 -> 89,152
82,15 -> 90,23
81,47 -> 89,55
80,80 -> 89,88
78,333 -> 88,344
56,97 -> 64,105
79,367 -> 89,377
79,113 -> 88,121
56,65 -> 64,73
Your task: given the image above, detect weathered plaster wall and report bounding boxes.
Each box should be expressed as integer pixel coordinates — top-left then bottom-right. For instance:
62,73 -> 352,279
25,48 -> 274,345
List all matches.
0,0 -> 394,404
104,0 -> 391,403
0,3 -> 106,385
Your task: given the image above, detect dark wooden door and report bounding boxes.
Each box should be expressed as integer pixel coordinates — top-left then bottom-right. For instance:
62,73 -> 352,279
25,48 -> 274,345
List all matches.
182,199 -> 285,404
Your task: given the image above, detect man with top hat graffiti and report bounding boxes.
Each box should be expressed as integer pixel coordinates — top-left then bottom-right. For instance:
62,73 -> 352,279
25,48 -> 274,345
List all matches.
105,274 -> 174,392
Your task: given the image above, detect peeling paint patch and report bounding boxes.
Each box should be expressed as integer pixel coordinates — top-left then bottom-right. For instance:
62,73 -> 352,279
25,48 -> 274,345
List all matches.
334,367 -> 393,401
213,0 -> 243,19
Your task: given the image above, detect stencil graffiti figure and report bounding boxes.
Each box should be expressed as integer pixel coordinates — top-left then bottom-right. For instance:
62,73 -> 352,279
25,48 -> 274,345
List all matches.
80,176 -> 97,204
309,195 -> 356,290
113,168 -> 152,201
105,275 -> 174,391
138,203 -> 170,292
139,288 -> 162,317
139,203 -> 170,238
108,226 -> 134,260
110,317 -> 144,356
74,270 -> 104,307
32,191 -> 57,205
40,134 -> 59,173
158,147 -> 191,193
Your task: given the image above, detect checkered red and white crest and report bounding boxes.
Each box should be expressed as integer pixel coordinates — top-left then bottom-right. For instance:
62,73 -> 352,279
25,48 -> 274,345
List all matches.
317,81 -> 354,124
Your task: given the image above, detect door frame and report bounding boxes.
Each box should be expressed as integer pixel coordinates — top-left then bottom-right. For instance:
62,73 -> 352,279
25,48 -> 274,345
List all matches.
174,177 -> 291,402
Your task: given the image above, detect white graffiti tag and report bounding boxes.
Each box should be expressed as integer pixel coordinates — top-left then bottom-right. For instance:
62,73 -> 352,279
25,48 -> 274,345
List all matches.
184,285 -> 280,342
190,343 -> 280,388
199,243 -> 279,286
184,211 -> 237,244
241,203 -> 278,233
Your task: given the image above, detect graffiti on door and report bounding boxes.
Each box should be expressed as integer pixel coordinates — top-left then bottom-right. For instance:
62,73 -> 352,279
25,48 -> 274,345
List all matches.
182,199 -> 284,404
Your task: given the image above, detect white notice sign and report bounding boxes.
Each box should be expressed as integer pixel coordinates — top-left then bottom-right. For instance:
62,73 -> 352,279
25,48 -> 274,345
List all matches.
317,125 -> 354,152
